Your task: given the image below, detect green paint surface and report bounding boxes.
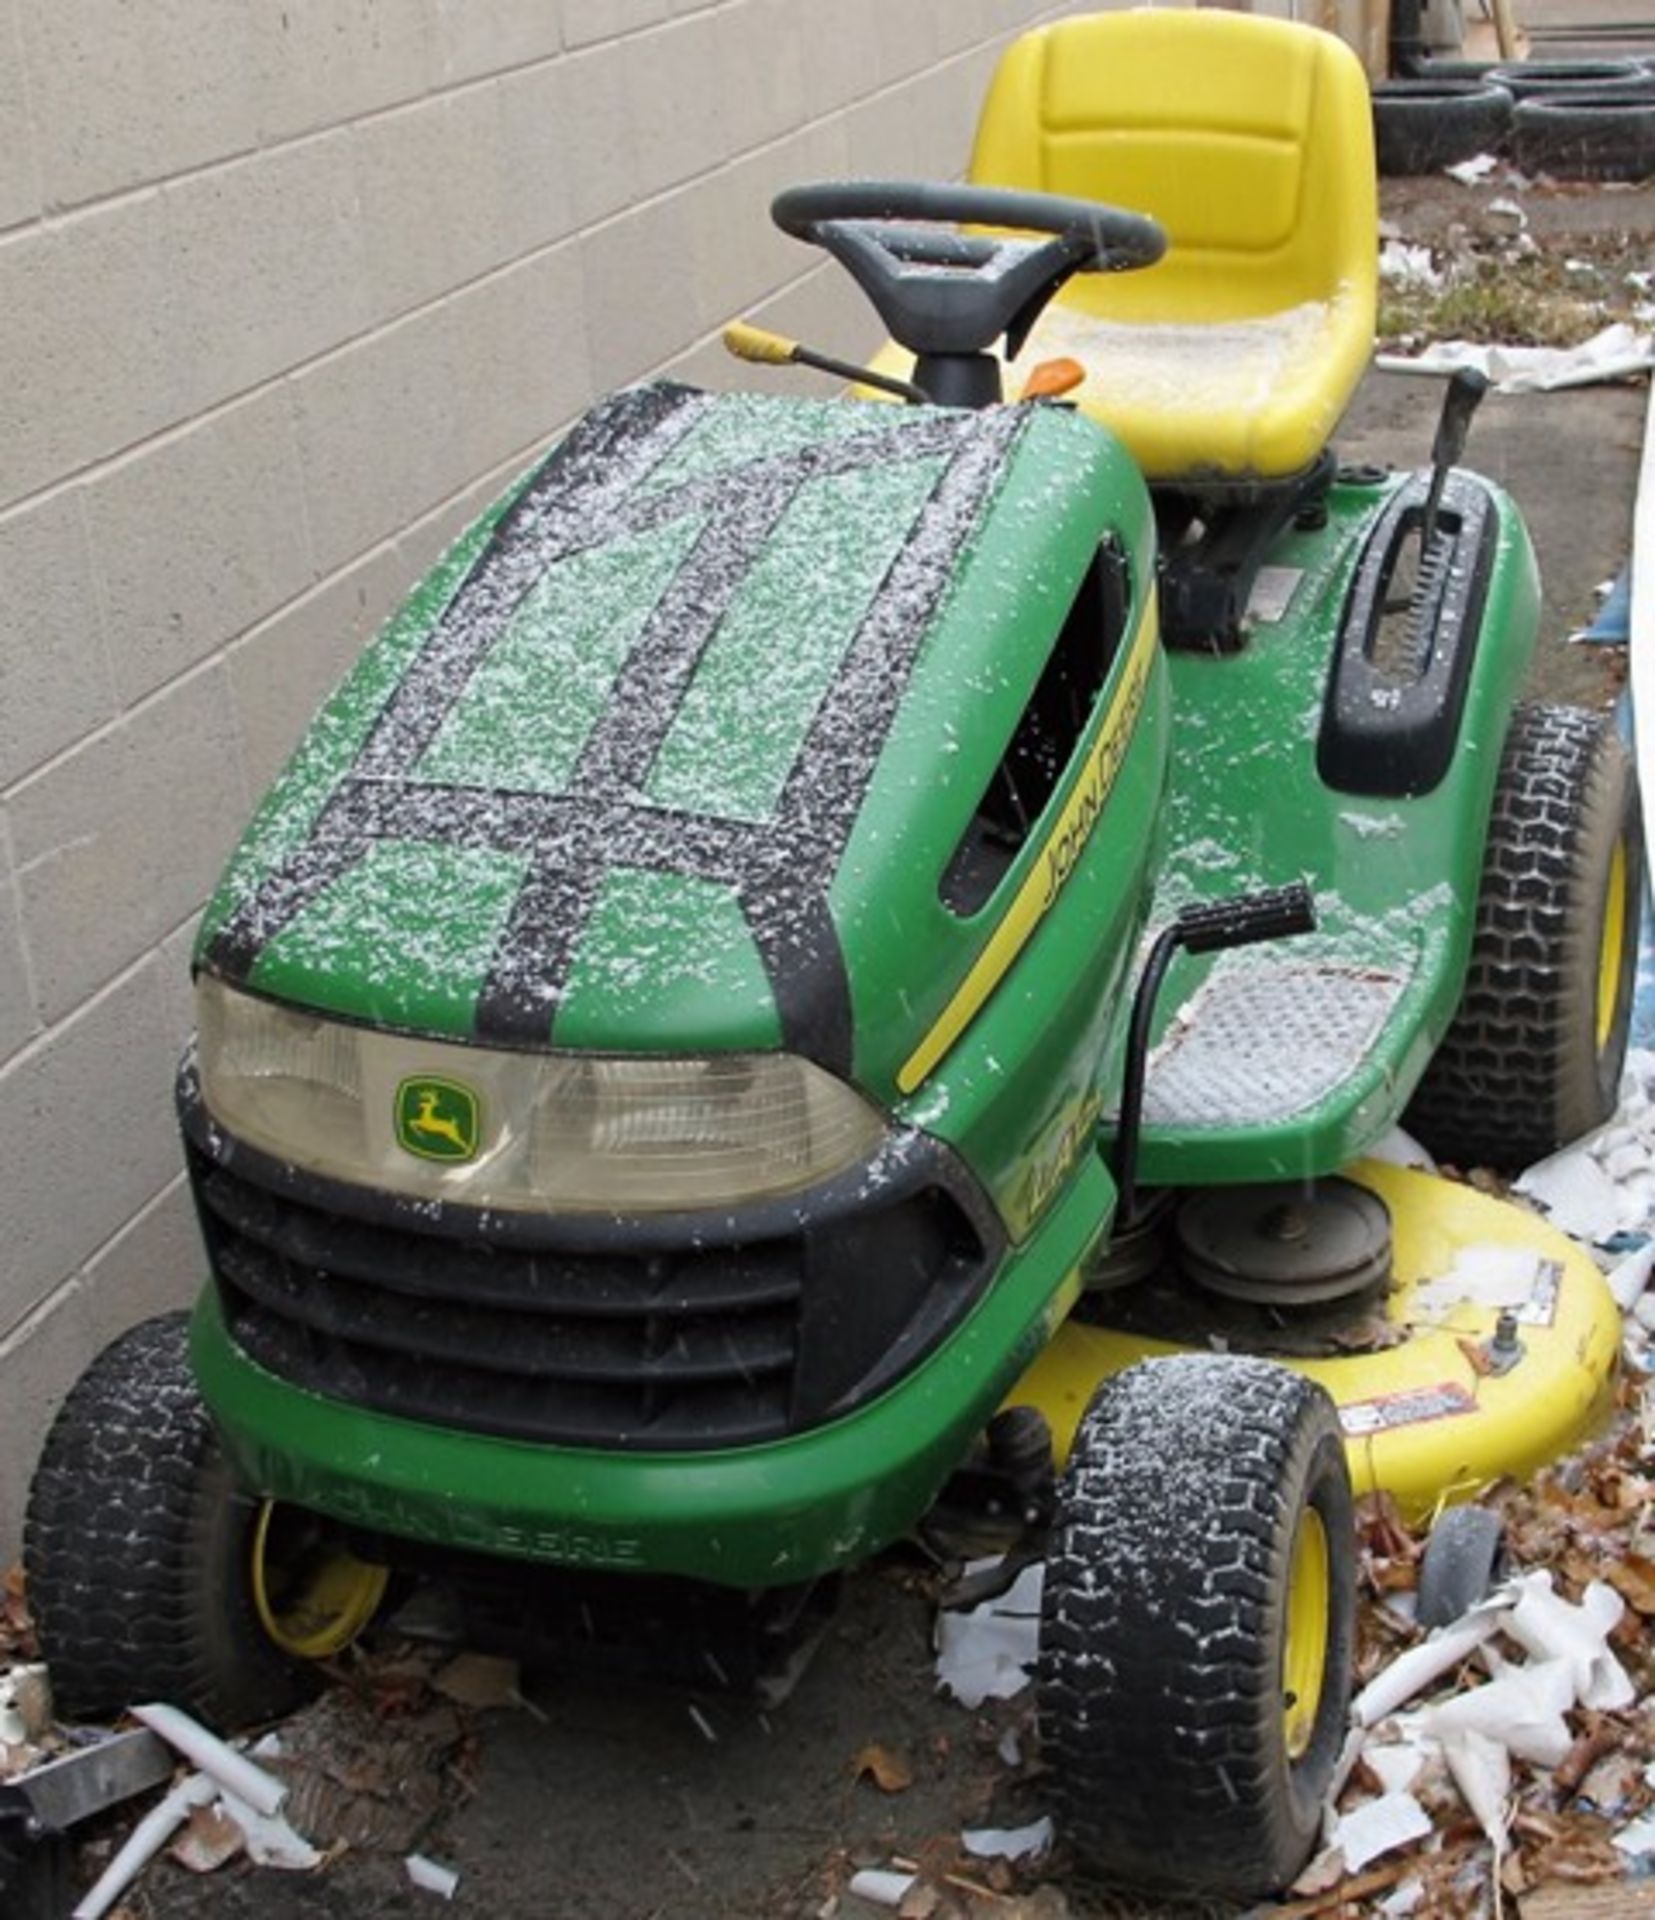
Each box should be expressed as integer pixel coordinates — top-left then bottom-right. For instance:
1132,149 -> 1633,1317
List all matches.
249,841 -> 528,1039
646,457 -> 947,821
198,478 -> 530,954
635,391 -> 892,499
417,514 -> 706,793
552,868 -> 783,1053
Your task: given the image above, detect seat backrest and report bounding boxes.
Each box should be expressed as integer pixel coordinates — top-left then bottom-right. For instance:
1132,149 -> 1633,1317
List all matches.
969,8 -> 1377,327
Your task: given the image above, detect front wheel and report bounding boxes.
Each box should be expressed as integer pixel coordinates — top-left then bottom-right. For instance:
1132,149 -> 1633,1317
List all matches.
25,1312 -> 386,1729
1038,1355 -> 1356,1899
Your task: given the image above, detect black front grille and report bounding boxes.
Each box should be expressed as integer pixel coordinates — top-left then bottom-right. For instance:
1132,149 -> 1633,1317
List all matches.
186,1120 -> 999,1451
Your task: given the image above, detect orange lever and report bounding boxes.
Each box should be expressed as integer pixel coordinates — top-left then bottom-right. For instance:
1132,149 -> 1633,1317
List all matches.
1020,356 -> 1085,401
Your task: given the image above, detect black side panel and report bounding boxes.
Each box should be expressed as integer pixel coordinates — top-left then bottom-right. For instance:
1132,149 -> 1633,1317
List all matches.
1318,471 -> 1497,798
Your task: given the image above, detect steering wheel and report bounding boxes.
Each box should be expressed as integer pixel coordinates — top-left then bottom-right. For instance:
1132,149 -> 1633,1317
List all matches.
771,181 -> 1165,363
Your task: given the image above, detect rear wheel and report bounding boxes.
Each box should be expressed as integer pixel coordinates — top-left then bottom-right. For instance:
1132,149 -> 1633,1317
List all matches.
1406,704 -> 1642,1170
25,1312 -> 386,1728
1038,1356 -> 1356,1899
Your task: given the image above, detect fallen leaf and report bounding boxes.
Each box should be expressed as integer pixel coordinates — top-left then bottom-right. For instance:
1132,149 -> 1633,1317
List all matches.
1605,1552 -> 1655,1616
169,1804 -> 245,1875
432,1652 -> 523,1711
851,1743 -> 914,1794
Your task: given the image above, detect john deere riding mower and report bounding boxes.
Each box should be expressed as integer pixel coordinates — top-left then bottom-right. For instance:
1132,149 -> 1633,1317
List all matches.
26,9 -> 1641,1901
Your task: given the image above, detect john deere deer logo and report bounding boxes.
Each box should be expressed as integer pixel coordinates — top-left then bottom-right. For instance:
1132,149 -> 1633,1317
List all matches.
394,1076 -> 481,1163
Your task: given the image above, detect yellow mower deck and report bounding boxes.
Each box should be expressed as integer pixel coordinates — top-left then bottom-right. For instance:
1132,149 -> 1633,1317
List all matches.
1013,1162 -> 1621,1524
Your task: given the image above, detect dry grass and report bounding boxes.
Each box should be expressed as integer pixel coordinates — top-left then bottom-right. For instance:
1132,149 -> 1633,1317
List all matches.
1378,228 -> 1650,350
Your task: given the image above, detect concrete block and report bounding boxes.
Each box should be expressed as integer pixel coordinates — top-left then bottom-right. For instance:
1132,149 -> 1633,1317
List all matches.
0,958 -> 180,1338
0,1 -> 41,234
83,1176 -> 204,1351
450,243 -> 591,482
872,0 -> 942,87
161,134 -> 372,423
525,41 -> 638,232
497,60 -> 592,252
10,666 -> 247,1024
432,0 -> 565,83
229,543 -> 408,796
562,0 -> 667,49
796,0 -> 883,119
0,869 -> 37,1062
713,0 -> 807,155
21,1 -> 257,212
250,0 -> 438,145
290,304 -> 466,577
353,89 -> 511,324
0,490 -> 117,788
579,196 -> 701,394
626,11 -> 733,199
0,1277 -> 95,1561
86,387 -> 315,709
0,196 -> 175,515
840,81 -> 932,183
684,119 -> 849,332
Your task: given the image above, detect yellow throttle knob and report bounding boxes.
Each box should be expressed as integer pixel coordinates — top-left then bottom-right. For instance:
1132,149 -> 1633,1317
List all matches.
722,321 -> 799,366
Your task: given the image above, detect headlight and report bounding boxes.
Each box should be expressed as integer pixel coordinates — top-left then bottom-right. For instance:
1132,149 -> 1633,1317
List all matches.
195,976 -> 887,1212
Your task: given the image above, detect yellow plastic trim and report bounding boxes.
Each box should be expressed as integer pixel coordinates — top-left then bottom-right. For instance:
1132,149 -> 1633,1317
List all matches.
1282,1508 -> 1329,1761
896,595 -> 1159,1094
871,10 -> 1381,481
250,1502 -> 389,1660
1597,838 -> 1628,1051
1010,1163 -> 1622,1524
723,320 -> 797,367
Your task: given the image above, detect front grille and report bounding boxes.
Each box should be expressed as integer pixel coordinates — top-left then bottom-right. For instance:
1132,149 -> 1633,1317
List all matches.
187,1131 -> 997,1451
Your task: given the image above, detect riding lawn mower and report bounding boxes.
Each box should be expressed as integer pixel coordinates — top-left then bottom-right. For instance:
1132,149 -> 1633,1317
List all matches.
24,9 -> 1642,1901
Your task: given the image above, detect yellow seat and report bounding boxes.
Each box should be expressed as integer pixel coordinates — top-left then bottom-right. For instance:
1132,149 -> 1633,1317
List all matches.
883,10 -> 1378,484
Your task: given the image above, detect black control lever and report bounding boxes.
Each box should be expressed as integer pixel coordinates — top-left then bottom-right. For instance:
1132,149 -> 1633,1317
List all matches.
1110,884 -> 1317,1227
1421,367 -> 1489,557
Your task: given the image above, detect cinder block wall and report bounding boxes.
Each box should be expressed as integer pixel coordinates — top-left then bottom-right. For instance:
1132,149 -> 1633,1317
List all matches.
0,0 -> 1095,1555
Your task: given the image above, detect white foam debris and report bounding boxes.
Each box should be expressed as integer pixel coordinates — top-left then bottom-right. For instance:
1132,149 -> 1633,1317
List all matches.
1502,1571 -> 1634,1711
1421,1658 -> 1577,1769
405,1853 -> 461,1900
1440,1728 -> 1512,1854
1377,321 -> 1654,392
1410,1243 -> 1547,1318
1332,1791 -> 1434,1872
1380,242 -> 1445,291
1354,1610 -> 1507,1726
933,1560 -> 1043,1709
1515,1050 -> 1655,1249
1444,153 -> 1500,184
962,1815 -> 1053,1863
847,1867 -> 917,1907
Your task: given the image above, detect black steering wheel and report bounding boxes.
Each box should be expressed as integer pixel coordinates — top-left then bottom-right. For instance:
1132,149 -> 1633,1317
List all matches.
771,180 -> 1165,365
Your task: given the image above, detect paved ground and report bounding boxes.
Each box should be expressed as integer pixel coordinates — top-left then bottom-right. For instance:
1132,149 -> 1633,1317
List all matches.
66,49 -> 1655,1920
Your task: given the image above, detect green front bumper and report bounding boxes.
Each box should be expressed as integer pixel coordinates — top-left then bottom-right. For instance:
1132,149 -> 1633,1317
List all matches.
193,1158 -> 1109,1589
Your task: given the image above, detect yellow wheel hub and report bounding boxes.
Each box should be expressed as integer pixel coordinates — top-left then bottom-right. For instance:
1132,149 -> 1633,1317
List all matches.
1282,1507 -> 1329,1761
1597,838 -> 1628,1052
250,1502 -> 388,1660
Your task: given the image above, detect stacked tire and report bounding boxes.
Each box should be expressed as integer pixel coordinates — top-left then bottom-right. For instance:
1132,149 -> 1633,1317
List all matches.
1374,60 -> 1655,180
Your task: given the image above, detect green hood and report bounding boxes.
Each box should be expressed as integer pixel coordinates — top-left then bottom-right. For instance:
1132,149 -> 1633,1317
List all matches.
199,382 -> 1150,1099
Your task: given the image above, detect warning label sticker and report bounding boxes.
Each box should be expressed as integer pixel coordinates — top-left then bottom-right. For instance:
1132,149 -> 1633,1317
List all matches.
1339,1381 -> 1477,1437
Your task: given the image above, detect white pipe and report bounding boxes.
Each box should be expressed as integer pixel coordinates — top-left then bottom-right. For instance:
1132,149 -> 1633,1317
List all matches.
130,1702 -> 287,1817
71,1772 -> 216,1920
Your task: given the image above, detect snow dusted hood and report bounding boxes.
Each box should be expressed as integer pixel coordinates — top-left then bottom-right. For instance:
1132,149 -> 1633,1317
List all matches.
196,382 -> 1150,1099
